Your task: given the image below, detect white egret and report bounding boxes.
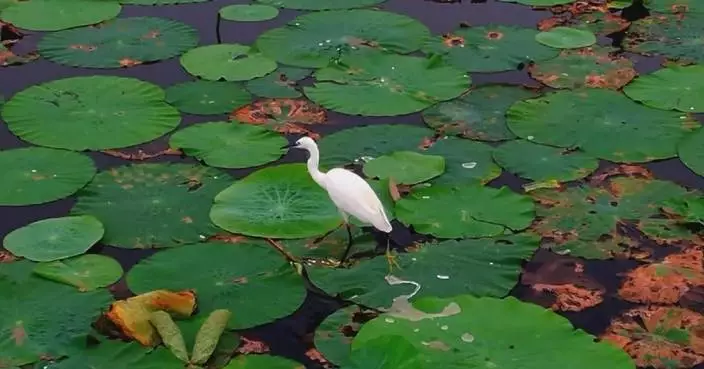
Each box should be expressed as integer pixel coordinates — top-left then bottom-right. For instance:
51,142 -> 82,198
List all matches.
282,136 -> 398,267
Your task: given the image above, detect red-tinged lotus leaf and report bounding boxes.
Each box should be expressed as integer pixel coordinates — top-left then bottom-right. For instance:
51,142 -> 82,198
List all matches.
231,98 -> 326,139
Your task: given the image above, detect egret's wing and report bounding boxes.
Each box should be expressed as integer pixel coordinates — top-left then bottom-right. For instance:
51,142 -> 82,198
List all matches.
324,169 -> 392,232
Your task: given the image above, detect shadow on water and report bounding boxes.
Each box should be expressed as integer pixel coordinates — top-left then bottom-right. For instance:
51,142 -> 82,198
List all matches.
1,0 -> 704,367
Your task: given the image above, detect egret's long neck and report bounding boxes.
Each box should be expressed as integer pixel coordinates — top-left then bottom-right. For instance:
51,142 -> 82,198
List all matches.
306,145 -> 326,187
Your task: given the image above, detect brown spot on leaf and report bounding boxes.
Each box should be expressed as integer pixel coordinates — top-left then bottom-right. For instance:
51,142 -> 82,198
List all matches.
231,276 -> 248,284
118,58 -> 142,68
142,30 -> 160,39
69,44 -> 96,52
486,31 -> 503,40
0,250 -> 17,263
231,98 -> 326,139
102,148 -> 182,161
181,216 -> 193,224
12,323 -> 26,346
589,164 -> 653,186
305,348 -> 329,365
441,34 -> 465,47
237,336 -> 270,354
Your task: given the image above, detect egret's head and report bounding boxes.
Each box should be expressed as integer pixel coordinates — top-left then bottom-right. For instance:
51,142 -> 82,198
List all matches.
282,136 -> 317,152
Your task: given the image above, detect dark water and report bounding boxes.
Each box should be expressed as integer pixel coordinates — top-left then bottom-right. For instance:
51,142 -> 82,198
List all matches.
1,0 -> 703,368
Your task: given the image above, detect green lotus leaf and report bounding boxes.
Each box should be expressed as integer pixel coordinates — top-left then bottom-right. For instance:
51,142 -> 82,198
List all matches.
623,64 -> 704,113
317,124 -> 434,169
529,46 -> 636,89
120,0 -> 208,4
535,27 -> 597,49
645,0 -> 704,13
345,335 -> 424,369
664,196 -> 704,225
255,10 -> 430,68
0,147 -> 95,206
308,233 -> 540,309
424,136 -> 502,186
127,242 -> 307,329
255,0 -> 386,10
314,305 -> 361,366
422,24 -> 559,72
224,354 -> 304,368
395,184 -> 535,238
283,225 -> 377,261
493,140 -> 599,182
364,151 -> 445,185
0,261 -> 112,367
210,163 -> 340,238
306,50 -> 469,116
71,163 -> 231,249
180,44 -> 277,82
506,88 -> 699,162
421,85 -> 537,141
32,254 -> 123,291
0,0 -> 121,31
165,80 -> 253,115
352,295 -> 636,369
1,76 -> 181,150
37,17 -> 198,68
245,67 -> 311,99
3,215 -> 103,262
679,129 -> 704,177
624,12 -> 704,63
219,4 -> 279,21
51,339 -> 183,369
499,0 -> 574,5
169,122 -> 287,169
531,177 -> 690,259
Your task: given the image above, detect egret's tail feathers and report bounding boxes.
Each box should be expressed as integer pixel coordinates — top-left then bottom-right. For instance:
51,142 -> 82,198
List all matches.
372,208 -> 393,233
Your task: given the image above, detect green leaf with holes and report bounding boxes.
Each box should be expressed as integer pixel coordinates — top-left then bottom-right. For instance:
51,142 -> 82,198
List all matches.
624,12 -> 704,63
210,163 -> 340,239
180,44 -> 277,82
219,4 -> 279,21
1,0 -> 121,31
679,129 -> 704,177
364,151 -> 445,185
127,242 -> 306,329
623,64 -> 704,113
245,67 -> 311,99
493,140 -> 599,182
314,305 -> 361,366
535,27 -> 597,49
424,137 -> 502,186
71,163 -> 231,249
255,0 -> 386,10
33,254 -> 123,291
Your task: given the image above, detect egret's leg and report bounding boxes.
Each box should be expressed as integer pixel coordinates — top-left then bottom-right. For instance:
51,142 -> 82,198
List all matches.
384,233 -> 401,274
339,222 -> 354,265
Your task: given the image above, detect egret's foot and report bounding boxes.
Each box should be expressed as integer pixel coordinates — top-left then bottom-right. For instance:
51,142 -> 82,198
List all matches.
385,247 -> 401,274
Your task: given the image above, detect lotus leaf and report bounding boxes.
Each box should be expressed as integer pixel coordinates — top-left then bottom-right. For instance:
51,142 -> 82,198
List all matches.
283,225 -> 378,260
499,0 -> 574,4
665,196 -> 704,225
255,10 -> 430,68
422,25 -> 559,72
679,129 -> 704,177
220,4 -> 279,21
506,89 -> 698,162
0,147 -> 95,206
0,261 -> 112,367
395,184 -> 535,238
169,122 -> 287,169
353,295 -> 635,369
421,85 -> 537,141
529,46 -> 636,89
532,177 -> 689,258
623,64 -> 704,112
121,0 -> 208,4
314,305 -> 361,366
306,50 -> 469,116
246,67 -> 311,99
308,234 -> 539,309
345,335 -> 424,369
127,242 -> 307,329
535,27 -> 597,49
0,0 -> 121,31
32,254 -> 123,291
37,17 -> 198,68
71,163 -> 231,249
364,151 -> 445,185
4,215 -> 103,262
50,340 -> 183,369
2,76 -> 181,150
424,136 -> 502,186
165,80 -> 253,115
493,140 -> 599,182
255,0 -> 386,10
180,44 -> 277,82
317,124 -> 433,169
210,163 -> 342,238
624,12 -> 704,63
645,0 -> 704,13
224,354 -> 303,368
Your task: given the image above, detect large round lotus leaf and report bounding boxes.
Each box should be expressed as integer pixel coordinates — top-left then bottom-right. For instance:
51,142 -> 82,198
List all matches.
224,354 -> 303,369
0,147 -> 95,206
346,335 -> 424,369
71,163 -> 231,249
305,50 -> 469,116
624,13 -> 704,63
120,0 -> 208,4
535,27 -> 597,49
314,305 -> 360,365
37,17 -> 198,68
352,295 -> 635,369
0,261 -> 112,367
52,340 -> 183,369
245,67 -> 311,99
0,0 -> 121,31
1,76 -> 181,150
210,163 -> 340,238
255,10 -> 430,68
499,0 -> 574,4
219,4 -> 279,21
506,89 -> 698,162
364,151 -> 445,185
623,65 -> 704,113
180,44 -> 277,82
165,80 -> 253,115
646,0 -> 704,13
3,215 -> 103,262
529,46 -> 636,89
679,129 -> 704,177
493,140 -> 599,182
532,177 -> 689,259
424,137 -> 502,186
421,85 -> 537,141
169,121 -> 287,169
395,184 -> 535,238
308,233 -> 540,309
33,254 -> 123,291
317,125 -> 433,169
127,242 -> 306,329
255,0 -> 386,10
422,25 -> 559,73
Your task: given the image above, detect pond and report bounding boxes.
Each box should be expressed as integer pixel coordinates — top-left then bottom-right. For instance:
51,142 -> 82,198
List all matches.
1,0 -> 704,368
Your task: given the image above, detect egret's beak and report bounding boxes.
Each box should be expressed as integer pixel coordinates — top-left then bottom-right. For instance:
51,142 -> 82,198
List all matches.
281,143 -> 295,150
